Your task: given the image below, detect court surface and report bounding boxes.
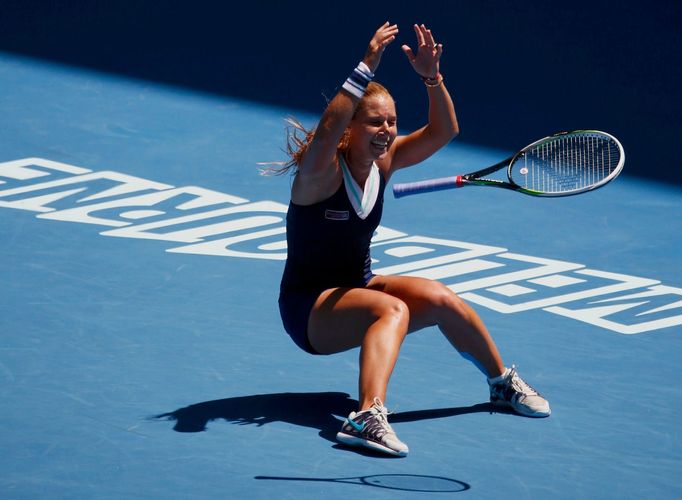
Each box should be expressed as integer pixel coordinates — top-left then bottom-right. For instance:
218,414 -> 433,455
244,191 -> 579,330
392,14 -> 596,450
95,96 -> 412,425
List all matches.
1,52 -> 681,499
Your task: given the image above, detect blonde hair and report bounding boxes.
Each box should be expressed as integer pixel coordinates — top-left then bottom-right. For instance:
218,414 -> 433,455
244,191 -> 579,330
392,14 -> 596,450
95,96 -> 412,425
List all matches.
260,81 -> 393,176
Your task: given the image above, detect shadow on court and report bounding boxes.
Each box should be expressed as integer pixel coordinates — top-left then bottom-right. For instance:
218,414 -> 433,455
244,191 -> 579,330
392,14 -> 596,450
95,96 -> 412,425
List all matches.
254,473 -> 471,494
153,392 -> 357,443
153,392 -> 515,446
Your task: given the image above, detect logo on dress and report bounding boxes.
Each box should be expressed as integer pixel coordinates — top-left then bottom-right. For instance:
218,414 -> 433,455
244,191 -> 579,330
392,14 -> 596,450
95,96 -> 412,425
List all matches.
325,209 -> 350,221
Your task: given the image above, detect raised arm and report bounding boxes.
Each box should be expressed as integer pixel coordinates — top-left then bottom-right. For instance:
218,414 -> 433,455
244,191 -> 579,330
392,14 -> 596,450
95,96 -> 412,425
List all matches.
293,23 -> 398,199
387,24 -> 459,175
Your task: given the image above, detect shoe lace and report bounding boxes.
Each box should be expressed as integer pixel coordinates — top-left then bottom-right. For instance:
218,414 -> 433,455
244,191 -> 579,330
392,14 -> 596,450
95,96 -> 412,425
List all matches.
369,397 -> 395,435
508,365 -> 539,396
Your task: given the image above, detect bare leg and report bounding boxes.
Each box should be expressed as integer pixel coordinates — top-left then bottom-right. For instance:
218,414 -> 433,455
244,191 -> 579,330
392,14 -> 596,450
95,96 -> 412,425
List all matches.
368,275 -> 505,378
307,287 -> 410,410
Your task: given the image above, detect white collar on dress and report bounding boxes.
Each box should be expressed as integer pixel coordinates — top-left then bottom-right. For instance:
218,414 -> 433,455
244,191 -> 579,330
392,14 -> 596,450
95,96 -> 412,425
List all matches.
339,155 -> 380,220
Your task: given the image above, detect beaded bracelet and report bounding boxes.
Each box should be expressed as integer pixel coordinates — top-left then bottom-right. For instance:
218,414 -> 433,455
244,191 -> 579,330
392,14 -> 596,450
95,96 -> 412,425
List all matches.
342,62 -> 374,98
421,73 -> 444,87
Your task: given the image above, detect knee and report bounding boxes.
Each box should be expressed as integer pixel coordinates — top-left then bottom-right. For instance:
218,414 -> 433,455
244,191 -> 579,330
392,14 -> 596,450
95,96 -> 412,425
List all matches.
428,282 -> 470,320
374,297 -> 410,332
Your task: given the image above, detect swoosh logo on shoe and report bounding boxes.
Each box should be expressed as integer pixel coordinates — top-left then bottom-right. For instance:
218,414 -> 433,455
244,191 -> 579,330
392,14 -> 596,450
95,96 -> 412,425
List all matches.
348,419 -> 365,432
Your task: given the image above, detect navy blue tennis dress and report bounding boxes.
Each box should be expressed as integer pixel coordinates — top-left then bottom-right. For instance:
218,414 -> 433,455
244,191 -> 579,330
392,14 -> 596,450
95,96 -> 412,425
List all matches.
279,157 -> 386,354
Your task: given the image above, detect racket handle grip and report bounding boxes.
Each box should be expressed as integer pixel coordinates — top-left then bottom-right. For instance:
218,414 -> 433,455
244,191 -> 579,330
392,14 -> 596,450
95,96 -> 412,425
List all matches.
393,176 -> 463,198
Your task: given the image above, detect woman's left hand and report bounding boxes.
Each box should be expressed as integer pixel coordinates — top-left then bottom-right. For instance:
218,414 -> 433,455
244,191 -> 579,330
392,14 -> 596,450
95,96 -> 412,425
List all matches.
401,24 -> 442,79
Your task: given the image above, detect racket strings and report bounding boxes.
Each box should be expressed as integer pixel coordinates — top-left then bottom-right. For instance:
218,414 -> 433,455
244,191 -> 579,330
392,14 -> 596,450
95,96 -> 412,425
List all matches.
513,133 -> 621,194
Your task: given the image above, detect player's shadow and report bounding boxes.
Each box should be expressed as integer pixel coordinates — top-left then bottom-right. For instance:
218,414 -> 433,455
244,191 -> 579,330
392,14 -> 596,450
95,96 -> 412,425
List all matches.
152,391 -> 510,445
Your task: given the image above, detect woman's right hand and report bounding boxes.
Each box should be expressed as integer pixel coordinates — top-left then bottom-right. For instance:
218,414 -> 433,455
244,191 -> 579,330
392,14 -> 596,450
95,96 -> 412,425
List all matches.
363,22 -> 399,73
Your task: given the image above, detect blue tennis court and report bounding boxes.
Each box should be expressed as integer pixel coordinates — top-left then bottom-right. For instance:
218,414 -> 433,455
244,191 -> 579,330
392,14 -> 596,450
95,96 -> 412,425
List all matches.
1,2 -> 681,499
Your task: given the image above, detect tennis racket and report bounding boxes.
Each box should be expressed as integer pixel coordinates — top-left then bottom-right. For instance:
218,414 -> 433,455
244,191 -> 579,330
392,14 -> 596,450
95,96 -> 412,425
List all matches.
393,130 -> 624,198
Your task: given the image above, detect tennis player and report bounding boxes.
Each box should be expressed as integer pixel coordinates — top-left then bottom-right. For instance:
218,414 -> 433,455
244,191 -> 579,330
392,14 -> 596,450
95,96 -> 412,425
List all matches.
276,22 -> 550,457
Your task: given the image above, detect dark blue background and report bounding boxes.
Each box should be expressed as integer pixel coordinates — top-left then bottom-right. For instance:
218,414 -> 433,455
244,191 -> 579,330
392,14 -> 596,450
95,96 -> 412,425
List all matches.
1,0 -> 680,183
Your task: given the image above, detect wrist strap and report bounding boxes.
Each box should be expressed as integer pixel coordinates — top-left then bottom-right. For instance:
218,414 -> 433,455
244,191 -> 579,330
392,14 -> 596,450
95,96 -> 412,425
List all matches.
342,62 -> 374,98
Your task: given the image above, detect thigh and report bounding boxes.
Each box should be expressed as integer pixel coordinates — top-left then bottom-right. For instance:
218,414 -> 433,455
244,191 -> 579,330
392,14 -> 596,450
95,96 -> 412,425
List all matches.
367,274 -> 451,332
307,286 -> 406,355
279,290 -> 321,354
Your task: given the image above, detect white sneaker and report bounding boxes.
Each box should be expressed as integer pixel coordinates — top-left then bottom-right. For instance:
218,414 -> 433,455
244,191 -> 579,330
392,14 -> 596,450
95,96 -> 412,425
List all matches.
488,366 -> 551,417
336,397 -> 409,456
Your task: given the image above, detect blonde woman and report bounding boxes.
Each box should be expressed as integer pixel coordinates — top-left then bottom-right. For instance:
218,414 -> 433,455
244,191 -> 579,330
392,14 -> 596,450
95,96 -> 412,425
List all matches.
276,22 -> 550,457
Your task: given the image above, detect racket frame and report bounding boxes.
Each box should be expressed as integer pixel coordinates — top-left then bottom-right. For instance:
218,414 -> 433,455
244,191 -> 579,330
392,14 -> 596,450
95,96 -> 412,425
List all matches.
392,130 -> 625,198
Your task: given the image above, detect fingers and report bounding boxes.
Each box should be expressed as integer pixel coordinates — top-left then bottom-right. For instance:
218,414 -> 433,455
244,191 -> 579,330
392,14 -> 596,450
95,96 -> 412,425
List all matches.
364,22 -> 399,73
401,44 -> 415,62
400,24 -> 442,78
413,24 -> 439,53
374,22 -> 399,50
366,22 -> 442,74
374,22 -> 441,53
